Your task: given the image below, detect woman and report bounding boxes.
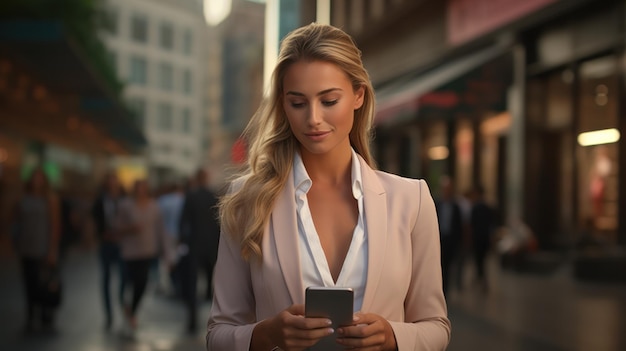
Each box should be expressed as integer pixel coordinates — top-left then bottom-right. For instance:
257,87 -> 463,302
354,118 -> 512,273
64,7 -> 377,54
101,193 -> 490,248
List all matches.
118,179 -> 169,333
12,167 -> 61,331
208,23 -> 450,350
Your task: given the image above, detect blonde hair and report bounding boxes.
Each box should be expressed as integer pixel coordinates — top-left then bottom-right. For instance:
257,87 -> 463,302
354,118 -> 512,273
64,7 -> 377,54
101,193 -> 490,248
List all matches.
219,23 -> 377,260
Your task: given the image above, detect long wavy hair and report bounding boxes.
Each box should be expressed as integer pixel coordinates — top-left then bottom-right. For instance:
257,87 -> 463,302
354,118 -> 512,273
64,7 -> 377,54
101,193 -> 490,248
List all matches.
219,23 -> 377,260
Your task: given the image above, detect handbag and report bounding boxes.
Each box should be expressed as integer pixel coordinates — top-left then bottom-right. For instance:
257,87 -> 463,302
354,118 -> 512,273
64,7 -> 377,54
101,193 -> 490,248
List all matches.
38,263 -> 62,308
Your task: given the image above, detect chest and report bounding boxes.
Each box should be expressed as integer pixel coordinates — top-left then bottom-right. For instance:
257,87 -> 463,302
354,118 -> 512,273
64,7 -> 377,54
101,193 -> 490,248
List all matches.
306,185 -> 358,281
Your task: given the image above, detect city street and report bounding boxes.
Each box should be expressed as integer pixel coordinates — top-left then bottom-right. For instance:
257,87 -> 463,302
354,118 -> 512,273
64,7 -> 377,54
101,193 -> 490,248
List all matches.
446,254 -> 626,351
1,247 -> 625,351
0,248 -> 210,351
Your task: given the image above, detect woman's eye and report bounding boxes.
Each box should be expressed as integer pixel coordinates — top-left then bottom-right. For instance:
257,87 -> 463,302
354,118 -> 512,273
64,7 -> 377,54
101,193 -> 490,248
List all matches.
322,100 -> 338,106
290,102 -> 306,108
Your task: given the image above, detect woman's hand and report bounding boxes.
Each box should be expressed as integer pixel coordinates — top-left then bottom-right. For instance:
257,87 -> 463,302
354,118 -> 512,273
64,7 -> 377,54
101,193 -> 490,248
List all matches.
252,304 -> 334,351
336,312 -> 398,351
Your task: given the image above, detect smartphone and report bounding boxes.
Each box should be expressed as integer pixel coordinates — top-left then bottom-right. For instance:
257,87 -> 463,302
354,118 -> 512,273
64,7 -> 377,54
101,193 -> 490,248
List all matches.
305,287 -> 354,351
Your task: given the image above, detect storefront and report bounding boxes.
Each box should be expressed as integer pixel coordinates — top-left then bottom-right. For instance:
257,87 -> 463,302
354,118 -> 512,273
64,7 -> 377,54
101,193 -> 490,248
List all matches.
524,1 -> 625,249
370,0 -> 626,254
0,20 -> 146,242
374,43 -> 513,203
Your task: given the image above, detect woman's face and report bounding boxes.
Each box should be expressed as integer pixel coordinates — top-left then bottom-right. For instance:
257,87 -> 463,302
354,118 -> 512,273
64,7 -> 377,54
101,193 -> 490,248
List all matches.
282,60 -> 364,157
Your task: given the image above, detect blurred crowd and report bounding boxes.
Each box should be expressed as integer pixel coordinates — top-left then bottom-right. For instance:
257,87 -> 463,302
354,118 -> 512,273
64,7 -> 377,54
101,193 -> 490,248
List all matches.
435,175 -> 539,297
5,165 -> 543,338
7,167 -> 220,337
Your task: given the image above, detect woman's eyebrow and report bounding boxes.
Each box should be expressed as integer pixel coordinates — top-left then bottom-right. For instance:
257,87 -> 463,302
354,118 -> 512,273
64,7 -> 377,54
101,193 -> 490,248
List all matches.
285,88 -> 343,97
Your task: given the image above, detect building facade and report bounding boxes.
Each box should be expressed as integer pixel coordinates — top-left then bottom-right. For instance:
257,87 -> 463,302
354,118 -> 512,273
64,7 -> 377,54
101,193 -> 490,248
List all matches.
213,0 -> 265,182
101,0 -> 209,185
322,0 -> 625,279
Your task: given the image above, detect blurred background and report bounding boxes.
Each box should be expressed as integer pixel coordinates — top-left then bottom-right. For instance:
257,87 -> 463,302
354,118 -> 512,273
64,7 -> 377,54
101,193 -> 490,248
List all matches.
1,0 -> 625,350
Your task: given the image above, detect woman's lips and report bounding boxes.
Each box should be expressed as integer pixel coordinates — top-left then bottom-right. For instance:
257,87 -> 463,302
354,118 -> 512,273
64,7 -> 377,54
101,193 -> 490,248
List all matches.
304,131 -> 330,141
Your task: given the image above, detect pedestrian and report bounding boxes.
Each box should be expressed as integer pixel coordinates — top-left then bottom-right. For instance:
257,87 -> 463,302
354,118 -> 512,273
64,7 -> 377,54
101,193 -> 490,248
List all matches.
156,182 -> 185,296
11,167 -> 61,332
91,171 -> 127,330
207,23 -> 450,350
179,168 -> 220,333
117,179 -> 170,334
469,185 -> 495,292
435,176 -> 463,295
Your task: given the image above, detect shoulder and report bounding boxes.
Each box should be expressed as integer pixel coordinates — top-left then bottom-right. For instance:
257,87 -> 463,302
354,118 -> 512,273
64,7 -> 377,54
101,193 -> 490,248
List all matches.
357,155 -> 426,196
370,169 -> 430,198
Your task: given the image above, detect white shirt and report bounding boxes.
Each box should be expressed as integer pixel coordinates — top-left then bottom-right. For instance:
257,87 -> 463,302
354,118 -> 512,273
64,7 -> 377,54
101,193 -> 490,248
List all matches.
293,149 -> 368,312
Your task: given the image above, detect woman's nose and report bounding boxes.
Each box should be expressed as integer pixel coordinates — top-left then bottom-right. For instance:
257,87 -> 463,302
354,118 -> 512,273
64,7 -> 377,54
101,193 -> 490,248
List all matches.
306,104 -> 322,125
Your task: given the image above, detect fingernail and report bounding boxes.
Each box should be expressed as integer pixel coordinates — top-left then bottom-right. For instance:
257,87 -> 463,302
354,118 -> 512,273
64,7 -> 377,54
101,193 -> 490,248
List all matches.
353,315 -> 360,322
326,319 -> 332,325
328,328 -> 335,334
337,328 -> 344,335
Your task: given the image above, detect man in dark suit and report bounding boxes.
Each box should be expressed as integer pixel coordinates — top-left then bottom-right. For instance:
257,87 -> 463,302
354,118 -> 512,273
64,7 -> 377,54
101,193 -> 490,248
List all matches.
435,176 -> 463,296
470,185 -> 495,293
178,168 -> 220,333
91,172 -> 125,330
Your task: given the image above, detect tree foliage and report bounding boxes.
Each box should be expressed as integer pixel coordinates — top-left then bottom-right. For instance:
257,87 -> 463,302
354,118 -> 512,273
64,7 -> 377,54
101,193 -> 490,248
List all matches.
0,0 -> 123,94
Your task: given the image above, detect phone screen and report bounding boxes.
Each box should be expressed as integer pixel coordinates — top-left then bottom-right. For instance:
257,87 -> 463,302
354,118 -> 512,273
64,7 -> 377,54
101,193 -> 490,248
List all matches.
305,287 -> 354,351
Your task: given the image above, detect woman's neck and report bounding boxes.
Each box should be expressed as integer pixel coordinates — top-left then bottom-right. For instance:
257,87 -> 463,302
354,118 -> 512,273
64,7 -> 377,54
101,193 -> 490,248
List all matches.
300,146 -> 352,187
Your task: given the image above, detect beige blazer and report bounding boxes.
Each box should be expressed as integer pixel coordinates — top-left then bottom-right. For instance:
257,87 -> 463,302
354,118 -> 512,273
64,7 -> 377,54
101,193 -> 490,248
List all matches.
207,156 -> 451,350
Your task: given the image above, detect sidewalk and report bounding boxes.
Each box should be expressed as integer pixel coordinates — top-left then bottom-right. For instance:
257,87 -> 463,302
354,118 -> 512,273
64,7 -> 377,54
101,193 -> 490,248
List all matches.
0,248 -> 210,351
2,247 -> 624,350
446,254 -> 626,351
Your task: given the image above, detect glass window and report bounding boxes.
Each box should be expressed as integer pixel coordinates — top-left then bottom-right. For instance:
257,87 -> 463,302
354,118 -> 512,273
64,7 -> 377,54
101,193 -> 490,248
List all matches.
525,70 -> 575,246
182,69 -> 192,95
181,108 -> 192,133
129,56 -> 148,85
159,63 -> 174,91
127,98 -> 147,127
576,55 -> 620,242
131,14 -> 148,43
160,22 -> 174,50
158,103 -> 173,131
183,29 -> 193,55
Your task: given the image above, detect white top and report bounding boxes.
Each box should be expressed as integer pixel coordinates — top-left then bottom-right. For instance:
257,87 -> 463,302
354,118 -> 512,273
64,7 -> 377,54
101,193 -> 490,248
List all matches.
293,149 -> 368,312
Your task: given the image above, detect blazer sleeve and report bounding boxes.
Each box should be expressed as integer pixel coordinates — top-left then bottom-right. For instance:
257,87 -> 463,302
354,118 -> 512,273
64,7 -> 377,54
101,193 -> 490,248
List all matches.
389,179 -> 451,350
206,219 -> 259,350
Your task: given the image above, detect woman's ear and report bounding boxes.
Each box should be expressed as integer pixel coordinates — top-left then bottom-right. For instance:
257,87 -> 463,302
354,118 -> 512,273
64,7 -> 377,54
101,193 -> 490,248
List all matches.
354,85 -> 365,110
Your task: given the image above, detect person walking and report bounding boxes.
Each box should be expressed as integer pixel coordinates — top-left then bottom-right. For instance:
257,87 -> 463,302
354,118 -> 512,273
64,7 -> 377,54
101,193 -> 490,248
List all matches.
12,167 -> 61,332
470,185 -> 495,293
435,176 -> 463,296
207,23 -> 450,350
179,168 -> 220,333
156,182 -> 185,296
117,179 -> 170,334
91,172 -> 126,330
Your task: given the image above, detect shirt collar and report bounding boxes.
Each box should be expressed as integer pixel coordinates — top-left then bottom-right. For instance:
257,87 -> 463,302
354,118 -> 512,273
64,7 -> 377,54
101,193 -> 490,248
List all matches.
293,149 -> 363,200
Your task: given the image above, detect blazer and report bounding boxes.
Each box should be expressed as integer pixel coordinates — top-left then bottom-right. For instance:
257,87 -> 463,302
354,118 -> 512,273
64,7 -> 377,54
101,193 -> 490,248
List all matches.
207,155 -> 451,350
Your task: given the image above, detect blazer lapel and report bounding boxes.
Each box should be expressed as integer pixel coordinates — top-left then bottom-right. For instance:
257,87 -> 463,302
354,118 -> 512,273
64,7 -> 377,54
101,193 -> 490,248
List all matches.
358,156 -> 387,312
271,179 -> 305,304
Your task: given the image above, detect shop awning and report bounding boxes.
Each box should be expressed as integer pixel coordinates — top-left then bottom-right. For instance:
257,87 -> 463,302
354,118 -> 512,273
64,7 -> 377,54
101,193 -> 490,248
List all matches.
374,43 -> 511,126
0,20 -> 146,154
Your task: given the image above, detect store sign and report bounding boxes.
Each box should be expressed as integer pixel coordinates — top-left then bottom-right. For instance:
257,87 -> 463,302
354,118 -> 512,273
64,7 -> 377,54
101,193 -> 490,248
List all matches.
447,0 -> 558,45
